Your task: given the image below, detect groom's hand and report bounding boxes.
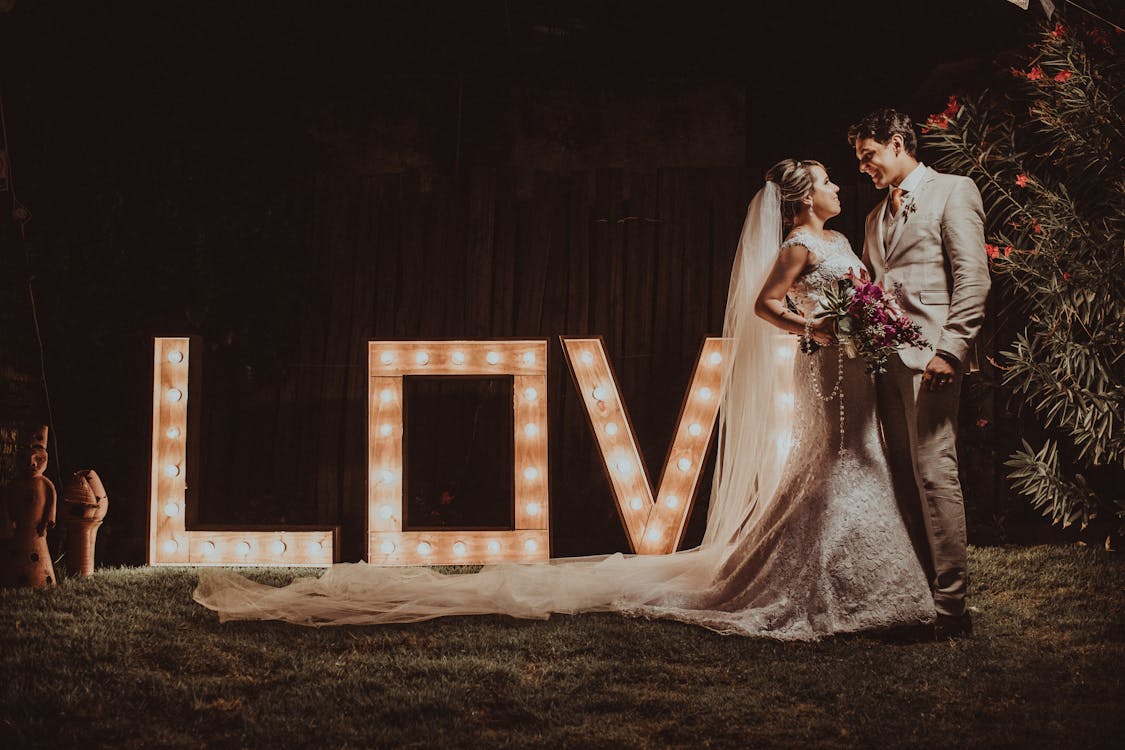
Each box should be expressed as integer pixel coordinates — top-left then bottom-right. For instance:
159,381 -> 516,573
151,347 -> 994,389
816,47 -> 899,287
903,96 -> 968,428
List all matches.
922,354 -> 957,392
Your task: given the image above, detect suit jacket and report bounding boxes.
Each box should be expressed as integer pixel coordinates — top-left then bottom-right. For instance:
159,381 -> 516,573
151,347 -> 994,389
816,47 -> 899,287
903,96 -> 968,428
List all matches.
862,166 -> 991,372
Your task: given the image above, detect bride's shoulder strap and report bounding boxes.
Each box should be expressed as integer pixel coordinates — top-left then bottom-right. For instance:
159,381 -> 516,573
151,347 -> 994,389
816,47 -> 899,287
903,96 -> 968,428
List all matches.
779,229 -> 813,252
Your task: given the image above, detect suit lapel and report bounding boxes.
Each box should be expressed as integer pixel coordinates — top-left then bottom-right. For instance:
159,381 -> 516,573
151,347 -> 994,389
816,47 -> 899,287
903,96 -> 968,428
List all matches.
867,198 -> 889,272
885,167 -> 936,263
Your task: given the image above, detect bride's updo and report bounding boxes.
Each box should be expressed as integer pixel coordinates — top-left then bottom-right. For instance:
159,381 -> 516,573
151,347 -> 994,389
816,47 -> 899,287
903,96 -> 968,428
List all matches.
765,158 -> 825,227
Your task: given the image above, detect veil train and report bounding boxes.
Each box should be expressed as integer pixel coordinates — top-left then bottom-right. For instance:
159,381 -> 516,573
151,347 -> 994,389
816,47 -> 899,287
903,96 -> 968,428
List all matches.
194,184 -> 797,635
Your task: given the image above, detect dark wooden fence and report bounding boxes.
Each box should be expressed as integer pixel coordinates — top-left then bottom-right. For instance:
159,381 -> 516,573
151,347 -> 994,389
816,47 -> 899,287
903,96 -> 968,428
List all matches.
193,167 -> 871,561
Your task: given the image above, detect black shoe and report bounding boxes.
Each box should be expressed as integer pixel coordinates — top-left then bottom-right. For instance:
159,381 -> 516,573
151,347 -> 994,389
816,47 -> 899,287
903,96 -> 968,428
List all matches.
934,611 -> 973,640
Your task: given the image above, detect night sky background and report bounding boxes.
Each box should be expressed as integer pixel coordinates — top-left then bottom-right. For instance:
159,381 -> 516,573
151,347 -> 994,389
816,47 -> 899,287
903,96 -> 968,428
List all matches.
0,1 -> 1043,564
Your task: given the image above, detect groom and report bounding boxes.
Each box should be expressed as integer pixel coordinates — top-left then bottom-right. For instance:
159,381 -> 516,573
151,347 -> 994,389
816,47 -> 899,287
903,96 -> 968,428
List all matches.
849,108 -> 990,639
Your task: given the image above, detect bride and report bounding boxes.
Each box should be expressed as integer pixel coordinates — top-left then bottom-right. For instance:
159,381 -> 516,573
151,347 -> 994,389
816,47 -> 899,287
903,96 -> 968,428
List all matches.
194,159 -> 935,640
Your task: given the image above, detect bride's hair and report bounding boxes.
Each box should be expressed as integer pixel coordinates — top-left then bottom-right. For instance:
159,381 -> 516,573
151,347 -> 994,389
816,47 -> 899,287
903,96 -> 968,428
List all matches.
764,159 -> 824,228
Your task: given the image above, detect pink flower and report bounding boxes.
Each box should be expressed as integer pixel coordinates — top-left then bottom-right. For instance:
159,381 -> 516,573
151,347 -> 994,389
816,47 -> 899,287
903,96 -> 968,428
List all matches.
1049,23 -> 1066,39
1015,174 -> 1030,188
985,244 -> 1000,259
1027,66 -> 1045,81
1054,70 -> 1073,82
1062,272 -> 1070,281
977,418 -> 989,428
1004,246 -> 1014,257
943,95 -> 961,117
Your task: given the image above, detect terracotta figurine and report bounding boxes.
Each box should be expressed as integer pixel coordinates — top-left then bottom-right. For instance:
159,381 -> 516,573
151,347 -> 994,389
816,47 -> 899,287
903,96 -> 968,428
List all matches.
62,469 -> 109,577
2,426 -> 57,588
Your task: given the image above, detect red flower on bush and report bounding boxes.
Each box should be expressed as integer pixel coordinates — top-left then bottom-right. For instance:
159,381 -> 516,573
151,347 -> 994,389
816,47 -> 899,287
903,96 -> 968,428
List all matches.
943,95 -> 961,117
1004,246 -> 1014,257
1049,23 -> 1066,39
985,244 -> 1000,259
1027,66 -> 1045,81
1016,174 -> 1030,188
976,418 -> 990,428
921,113 -> 949,133
1054,70 -> 1073,82
1063,272 -> 1070,281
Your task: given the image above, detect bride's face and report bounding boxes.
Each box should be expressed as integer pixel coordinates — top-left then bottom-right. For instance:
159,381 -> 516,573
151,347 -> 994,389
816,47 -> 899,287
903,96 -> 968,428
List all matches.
805,166 -> 841,219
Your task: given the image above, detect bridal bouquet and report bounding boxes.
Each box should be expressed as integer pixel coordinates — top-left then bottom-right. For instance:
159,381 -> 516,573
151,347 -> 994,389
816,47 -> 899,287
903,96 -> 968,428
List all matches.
802,269 -> 930,374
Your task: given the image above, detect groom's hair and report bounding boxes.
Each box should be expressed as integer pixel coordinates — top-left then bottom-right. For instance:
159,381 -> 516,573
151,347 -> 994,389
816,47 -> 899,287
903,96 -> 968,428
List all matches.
848,108 -> 917,157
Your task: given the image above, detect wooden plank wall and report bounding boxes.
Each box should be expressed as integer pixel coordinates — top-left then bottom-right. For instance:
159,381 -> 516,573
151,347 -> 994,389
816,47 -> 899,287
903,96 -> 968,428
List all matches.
197,167 -> 866,561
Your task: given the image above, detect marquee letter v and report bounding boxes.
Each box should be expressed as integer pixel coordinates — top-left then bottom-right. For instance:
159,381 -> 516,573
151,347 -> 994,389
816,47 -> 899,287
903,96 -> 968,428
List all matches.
561,337 -> 730,554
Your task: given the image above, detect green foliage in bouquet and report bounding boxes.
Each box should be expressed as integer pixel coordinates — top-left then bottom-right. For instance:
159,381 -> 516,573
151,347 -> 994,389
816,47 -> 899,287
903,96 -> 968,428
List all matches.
921,11 -> 1124,538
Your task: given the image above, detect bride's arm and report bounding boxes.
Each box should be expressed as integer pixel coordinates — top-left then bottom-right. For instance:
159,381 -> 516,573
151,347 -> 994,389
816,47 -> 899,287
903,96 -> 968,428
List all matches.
753,243 -> 834,346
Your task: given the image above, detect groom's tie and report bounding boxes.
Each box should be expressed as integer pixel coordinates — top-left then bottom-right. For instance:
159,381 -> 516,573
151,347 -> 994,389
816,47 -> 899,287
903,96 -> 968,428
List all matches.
889,187 -> 905,215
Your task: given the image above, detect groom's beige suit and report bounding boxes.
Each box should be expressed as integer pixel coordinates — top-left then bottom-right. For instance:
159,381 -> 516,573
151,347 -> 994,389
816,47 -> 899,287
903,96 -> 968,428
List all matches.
862,164 -> 990,618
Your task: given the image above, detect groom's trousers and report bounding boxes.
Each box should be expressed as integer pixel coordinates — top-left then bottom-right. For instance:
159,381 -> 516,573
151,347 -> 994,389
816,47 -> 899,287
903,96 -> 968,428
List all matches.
876,353 -> 968,618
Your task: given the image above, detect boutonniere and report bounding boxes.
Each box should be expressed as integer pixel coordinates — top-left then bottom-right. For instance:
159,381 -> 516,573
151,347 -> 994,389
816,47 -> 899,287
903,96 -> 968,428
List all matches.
902,195 -> 918,221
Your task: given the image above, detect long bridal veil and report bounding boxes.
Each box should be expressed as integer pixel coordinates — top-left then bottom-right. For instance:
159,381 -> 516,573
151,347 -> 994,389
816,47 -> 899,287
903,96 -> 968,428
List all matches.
193,183 -> 797,633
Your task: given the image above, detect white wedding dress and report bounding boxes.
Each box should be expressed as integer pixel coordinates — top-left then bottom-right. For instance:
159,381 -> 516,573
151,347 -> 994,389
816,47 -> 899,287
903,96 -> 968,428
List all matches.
194,187 -> 935,640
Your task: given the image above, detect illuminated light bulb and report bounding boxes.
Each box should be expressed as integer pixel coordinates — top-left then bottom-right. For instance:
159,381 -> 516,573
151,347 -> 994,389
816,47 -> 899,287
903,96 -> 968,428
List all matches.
165,426 -> 181,439
612,458 -> 633,476
524,539 -> 538,553
417,541 -> 432,556
677,457 -> 692,472
308,540 -> 324,554
380,351 -> 395,365
487,540 -> 501,554
452,541 -> 467,556
415,351 -> 430,366
165,388 -> 183,403
646,527 -> 663,542
451,351 -> 466,365
379,423 -> 393,437
380,388 -> 394,403
697,387 -> 713,401
526,502 -> 541,517
378,505 -> 394,520
163,501 -> 180,518
270,540 -> 287,556
523,387 -> 538,402
380,540 -> 396,555
523,423 -> 539,438
604,422 -> 619,436
688,422 -> 703,437
580,351 -> 594,365
162,539 -> 179,554
200,540 -> 216,556
236,541 -> 251,556
166,350 -> 184,364
665,495 -> 680,509
486,351 -> 500,365
592,385 -> 607,402
379,469 -> 395,484
522,351 -> 536,366
629,496 -> 644,511
523,466 -> 540,481
164,464 -> 181,478
709,351 -> 723,366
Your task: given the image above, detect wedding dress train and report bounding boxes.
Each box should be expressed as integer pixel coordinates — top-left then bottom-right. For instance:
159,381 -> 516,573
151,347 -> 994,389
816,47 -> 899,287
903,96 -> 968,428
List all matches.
194,188 -> 935,639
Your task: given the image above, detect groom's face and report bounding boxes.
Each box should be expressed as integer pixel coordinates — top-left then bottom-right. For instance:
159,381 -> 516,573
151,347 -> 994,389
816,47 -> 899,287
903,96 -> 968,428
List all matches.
854,137 -> 899,190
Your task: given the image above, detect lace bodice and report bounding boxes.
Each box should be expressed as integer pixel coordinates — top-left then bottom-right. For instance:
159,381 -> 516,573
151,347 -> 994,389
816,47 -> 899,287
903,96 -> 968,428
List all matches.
781,230 -> 863,315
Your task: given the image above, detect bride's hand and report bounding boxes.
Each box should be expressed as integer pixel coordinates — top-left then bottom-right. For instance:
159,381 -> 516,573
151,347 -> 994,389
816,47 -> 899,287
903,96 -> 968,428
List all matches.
807,316 -> 836,347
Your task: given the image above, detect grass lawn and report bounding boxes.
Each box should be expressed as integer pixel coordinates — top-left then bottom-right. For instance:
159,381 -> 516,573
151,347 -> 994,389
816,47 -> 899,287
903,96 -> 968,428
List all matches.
1,544 -> 1122,749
